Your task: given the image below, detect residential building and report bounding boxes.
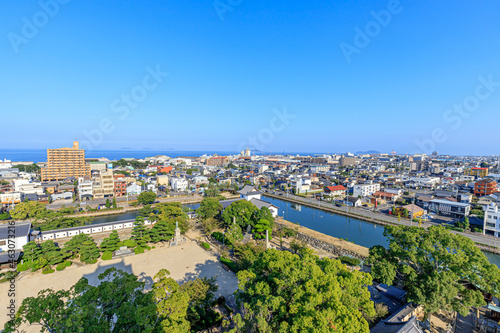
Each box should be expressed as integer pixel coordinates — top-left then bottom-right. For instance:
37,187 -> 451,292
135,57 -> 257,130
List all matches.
290,176 -> 311,194
41,141 -> 91,181
466,167 -> 489,178
353,181 -> 380,197
91,163 -> 115,199
157,175 -> 170,186
0,192 -> 22,205
171,178 -> 188,192
77,177 -> 93,201
339,157 -> 356,167
344,196 -> 362,207
429,199 -> 470,218
324,185 -> 346,197
114,174 -> 127,197
484,203 -> 500,238
206,156 -> 229,166
474,179 -> 497,197
127,183 -> 142,196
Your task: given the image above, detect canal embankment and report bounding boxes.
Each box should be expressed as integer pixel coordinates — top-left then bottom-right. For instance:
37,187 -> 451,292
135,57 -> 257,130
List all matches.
275,218 -> 369,259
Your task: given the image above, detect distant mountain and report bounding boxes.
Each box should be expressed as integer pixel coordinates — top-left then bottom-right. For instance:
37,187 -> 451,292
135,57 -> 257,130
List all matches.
355,150 -> 381,155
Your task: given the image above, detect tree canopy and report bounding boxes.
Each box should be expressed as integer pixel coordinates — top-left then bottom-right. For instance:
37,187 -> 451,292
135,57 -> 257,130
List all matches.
225,249 -> 375,332
137,191 -> 157,205
221,200 -> 259,228
5,268 -> 221,333
196,197 -> 223,220
368,225 -> 500,316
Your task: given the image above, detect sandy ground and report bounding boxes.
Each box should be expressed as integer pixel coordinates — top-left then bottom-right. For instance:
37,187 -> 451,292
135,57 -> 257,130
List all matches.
278,219 -> 370,258
0,240 -> 238,331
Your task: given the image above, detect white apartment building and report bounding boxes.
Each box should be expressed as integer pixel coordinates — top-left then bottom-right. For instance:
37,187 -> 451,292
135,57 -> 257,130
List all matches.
171,178 -> 188,192
290,176 -> 311,194
311,165 -> 329,173
0,159 -> 12,169
484,203 -> 500,238
78,177 -> 93,201
353,181 -> 381,197
0,192 -> 23,205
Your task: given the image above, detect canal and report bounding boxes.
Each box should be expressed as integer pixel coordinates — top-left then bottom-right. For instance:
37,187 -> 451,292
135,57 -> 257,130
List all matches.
261,196 -> 500,268
86,198 -> 500,268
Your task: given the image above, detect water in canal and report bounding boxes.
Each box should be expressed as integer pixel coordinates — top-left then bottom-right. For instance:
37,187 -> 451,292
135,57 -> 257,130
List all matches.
261,196 -> 500,268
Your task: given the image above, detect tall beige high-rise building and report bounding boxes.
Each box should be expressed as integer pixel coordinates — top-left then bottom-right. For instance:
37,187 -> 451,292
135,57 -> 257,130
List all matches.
41,141 -> 91,182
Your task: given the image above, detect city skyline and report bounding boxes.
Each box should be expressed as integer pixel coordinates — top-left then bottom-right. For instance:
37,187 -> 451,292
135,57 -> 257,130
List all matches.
1,1 -> 500,155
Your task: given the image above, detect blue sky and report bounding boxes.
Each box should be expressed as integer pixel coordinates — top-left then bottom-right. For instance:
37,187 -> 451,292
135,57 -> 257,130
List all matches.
0,0 -> 499,155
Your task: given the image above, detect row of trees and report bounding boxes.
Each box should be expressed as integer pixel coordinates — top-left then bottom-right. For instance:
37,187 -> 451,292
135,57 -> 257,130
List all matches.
7,248 -> 379,333
5,267 -> 221,332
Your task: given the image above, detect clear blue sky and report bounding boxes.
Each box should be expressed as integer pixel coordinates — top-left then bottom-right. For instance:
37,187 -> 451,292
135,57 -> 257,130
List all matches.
1,0 -> 499,155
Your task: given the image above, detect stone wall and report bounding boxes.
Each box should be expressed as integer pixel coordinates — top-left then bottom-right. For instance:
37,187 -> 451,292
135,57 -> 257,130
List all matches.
275,222 -> 366,260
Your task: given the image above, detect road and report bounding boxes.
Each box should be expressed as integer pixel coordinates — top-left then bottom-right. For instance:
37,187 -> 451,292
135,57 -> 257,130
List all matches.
266,190 -> 500,250
47,191 -> 191,210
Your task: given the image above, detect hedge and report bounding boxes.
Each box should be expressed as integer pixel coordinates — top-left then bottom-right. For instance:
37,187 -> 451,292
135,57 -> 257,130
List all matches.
201,242 -> 211,250
42,267 -> 55,274
339,256 -> 361,266
212,232 -> 231,246
101,251 -> 113,260
56,262 -> 67,271
134,247 -> 145,254
124,239 -> 137,248
65,261 -> 72,267
220,257 -> 239,273
16,263 -> 30,272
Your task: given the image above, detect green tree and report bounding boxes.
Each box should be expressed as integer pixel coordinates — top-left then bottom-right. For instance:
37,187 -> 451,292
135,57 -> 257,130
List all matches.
40,240 -> 69,266
253,218 -> 272,239
204,184 -> 219,197
4,268 -> 158,332
196,197 -> 223,220
10,201 -> 47,220
100,230 -> 120,252
224,249 -> 375,332
150,220 -> 176,243
225,222 -> 243,245
105,198 -> 111,209
368,225 -> 500,317
221,200 -> 259,228
132,216 -> 150,247
64,233 -> 92,258
137,191 -> 157,205
112,198 -> 117,209
80,239 -> 100,264
152,269 -> 190,332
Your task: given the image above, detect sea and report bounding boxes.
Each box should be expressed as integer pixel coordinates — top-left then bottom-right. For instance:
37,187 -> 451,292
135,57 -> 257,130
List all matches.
0,149 -> 239,163
0,149 -> 323,163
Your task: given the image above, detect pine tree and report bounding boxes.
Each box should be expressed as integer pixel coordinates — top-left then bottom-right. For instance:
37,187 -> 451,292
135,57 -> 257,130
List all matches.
150,220 -> 175,243
80,239 -> 100,264
22,241 -> 42,263
131,216 -> 150,247
64,234 -> 92,259
100,230 -> 120,252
